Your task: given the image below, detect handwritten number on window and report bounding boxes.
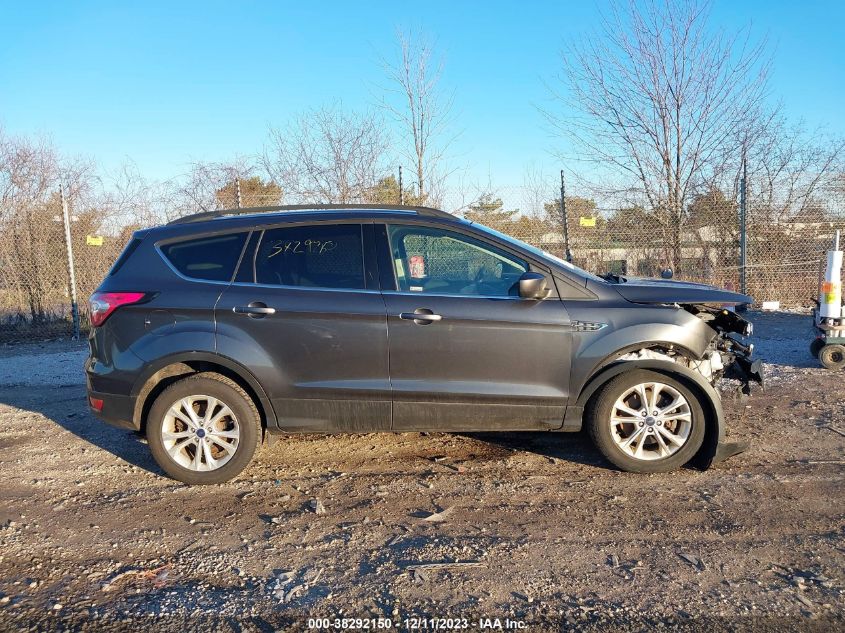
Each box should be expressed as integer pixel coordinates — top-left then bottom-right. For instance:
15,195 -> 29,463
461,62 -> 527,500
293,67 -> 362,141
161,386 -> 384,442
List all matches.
267,239 -> 338,259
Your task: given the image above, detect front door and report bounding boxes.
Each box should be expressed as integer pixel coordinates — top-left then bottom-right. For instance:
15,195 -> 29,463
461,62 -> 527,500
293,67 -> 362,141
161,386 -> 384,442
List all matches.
378,223 -> 572,431
215,222 -> 391,432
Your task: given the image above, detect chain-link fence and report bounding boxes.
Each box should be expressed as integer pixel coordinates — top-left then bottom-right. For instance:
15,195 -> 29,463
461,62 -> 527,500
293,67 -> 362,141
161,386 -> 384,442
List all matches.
1,170 -> 842,343
435,176 -> 844,309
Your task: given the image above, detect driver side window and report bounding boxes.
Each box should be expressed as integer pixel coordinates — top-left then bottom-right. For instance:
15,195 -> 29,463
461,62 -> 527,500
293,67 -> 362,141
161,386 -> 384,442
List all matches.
387,225 -> 528,297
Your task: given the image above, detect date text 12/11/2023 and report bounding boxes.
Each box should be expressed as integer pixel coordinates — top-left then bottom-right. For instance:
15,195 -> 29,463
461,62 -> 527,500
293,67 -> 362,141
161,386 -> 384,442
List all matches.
306,617 -> 528,630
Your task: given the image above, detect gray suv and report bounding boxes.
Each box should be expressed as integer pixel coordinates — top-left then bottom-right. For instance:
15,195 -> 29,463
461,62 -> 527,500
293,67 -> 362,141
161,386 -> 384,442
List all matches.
86,205 -> 762,484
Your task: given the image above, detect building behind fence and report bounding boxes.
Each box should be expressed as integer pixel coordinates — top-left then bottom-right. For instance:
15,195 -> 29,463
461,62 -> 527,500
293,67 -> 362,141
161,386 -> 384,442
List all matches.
1,170 -> 842,342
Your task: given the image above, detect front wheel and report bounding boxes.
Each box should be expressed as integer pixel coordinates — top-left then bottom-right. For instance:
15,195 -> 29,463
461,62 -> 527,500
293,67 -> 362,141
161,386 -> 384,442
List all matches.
147,372 -> 262,484
587,369 -> 706,473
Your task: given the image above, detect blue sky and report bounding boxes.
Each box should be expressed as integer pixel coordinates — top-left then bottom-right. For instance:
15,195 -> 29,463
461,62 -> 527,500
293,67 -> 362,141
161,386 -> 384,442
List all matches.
1,0 -> 842,186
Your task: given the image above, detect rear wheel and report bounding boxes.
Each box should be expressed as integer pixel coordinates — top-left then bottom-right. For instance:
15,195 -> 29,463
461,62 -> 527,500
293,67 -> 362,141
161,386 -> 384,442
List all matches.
147,372 -> 261,484
587,369 -> 706,473
819,344 -> 845,370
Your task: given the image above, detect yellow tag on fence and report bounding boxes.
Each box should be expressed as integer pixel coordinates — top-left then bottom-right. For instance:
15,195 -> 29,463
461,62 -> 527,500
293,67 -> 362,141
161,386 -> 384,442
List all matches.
86,235 -> 104,246
579,216 -> 597,227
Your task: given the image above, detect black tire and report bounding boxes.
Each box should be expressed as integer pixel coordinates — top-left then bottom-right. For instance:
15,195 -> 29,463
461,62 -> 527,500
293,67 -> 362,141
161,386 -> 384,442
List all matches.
147,372 -> 261,484
810,338 -> 825,359
587,369 -> 706,473
819,344 -> 845,370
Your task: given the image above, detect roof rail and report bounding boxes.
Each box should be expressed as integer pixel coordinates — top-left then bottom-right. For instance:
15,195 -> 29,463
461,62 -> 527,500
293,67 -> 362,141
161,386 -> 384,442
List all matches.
167,203 -> 455,225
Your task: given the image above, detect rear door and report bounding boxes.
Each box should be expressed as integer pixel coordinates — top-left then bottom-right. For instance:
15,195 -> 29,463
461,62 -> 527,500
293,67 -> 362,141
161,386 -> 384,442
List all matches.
377,222 -> 573,431
215,221 -> 391,432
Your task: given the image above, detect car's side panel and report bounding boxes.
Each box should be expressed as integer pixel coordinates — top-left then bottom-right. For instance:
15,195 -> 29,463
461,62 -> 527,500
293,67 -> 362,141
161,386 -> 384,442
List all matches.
214,289 -> 391,432
126,350 -> 278,430
215,222 -> 392,432
565,301 -> 716,397
383,292 -> 573,427
375,221 -> 573,431
89,234 -> 225,394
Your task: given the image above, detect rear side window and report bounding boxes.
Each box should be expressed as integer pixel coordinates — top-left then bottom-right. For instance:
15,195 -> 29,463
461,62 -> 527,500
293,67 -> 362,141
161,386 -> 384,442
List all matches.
254,224 -> 365,289
160,232 -> 247,282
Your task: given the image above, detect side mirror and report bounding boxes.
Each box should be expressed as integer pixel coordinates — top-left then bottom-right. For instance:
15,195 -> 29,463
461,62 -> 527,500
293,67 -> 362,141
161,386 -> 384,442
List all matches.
518,271 -> 550,300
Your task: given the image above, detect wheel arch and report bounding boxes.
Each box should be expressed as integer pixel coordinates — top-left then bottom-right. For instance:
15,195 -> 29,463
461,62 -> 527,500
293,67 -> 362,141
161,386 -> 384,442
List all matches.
131,352 -> 277,434
575,359 -> 725,469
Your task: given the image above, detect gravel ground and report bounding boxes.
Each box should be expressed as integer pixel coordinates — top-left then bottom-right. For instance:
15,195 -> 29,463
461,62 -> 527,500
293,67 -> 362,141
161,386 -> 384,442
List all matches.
0,311 -> 843,632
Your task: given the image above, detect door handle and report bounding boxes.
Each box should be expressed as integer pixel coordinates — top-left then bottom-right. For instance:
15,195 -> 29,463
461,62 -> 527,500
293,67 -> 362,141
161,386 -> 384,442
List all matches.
233,302 -> 276,318
399,309 -> 442,325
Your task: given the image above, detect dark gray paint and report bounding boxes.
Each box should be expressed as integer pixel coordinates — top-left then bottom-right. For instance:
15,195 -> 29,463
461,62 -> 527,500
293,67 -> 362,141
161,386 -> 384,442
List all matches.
383,291 -> 572,430
612,277 -> 753,305
215,284 -> 391,432
85,206 -> 759,468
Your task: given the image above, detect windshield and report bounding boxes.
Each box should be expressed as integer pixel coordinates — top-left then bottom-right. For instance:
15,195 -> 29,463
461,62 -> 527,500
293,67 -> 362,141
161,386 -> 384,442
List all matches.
470,222 -> 607,283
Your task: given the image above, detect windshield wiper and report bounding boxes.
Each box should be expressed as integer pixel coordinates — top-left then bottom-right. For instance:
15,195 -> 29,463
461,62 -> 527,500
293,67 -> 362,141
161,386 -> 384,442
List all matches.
601,272 -> 627,283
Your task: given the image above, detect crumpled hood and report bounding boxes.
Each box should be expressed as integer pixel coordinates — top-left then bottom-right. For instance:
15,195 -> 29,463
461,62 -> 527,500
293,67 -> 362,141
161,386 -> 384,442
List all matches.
613,277 -> 752,305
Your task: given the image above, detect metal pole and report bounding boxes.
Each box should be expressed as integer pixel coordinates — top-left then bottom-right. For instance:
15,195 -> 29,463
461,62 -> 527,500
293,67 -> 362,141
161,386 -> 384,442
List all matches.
235,177 -> 242,209
60,184 -> 80,340
739,155 -> 748,296
398,166 -> 404,205
560,170 -> 572,263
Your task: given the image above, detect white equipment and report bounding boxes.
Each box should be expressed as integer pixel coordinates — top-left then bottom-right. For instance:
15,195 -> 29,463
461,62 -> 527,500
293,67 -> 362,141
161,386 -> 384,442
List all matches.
812,230 -> 845,370
819,230 -> 843,320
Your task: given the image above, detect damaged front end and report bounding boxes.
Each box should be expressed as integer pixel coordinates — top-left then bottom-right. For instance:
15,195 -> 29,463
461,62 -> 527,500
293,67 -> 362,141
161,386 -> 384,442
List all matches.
617,305 -> 763,394
606,277 -> 764,467
683,305 -> 764,395
614,305 -> 762,467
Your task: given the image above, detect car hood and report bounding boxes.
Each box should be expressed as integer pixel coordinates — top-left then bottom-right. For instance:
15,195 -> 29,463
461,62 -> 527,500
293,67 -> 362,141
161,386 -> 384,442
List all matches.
612,277 -> 752,305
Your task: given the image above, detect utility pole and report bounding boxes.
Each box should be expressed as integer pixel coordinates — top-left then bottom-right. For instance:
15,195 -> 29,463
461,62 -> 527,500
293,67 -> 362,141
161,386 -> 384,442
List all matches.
398,166 -> 404,205
560,170 -> 572,263
60,184 -> 80,340
739,154 -> 748,296
235,176 -> 242,209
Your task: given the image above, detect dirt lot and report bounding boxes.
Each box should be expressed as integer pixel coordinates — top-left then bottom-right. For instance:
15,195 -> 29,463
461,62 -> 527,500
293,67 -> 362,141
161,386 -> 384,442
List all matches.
0,311 -> 843,632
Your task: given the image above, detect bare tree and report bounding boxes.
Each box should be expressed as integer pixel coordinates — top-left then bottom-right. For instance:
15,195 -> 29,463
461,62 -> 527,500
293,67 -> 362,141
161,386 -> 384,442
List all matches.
0,129 -> 95,322
740,118 -> 844,224
551,0 -> 772,267
262,105 -> 389,204
522,164 -> 556,218
170,157 -> 256,218
380,30 -> 454,203
97,160 -> 171,229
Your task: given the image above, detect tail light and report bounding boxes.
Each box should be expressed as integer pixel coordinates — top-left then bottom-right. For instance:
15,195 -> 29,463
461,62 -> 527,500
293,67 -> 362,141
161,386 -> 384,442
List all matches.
89,292 -> 147,327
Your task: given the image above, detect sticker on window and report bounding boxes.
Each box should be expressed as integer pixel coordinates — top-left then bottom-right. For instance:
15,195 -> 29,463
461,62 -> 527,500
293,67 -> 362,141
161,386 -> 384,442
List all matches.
409,255 -> 426,278
409,285 -> 424,292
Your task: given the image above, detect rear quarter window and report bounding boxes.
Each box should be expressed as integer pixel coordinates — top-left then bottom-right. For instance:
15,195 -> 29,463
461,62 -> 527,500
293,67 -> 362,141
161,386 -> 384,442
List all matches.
109,236 -> 143,276
160,232 -> 248,282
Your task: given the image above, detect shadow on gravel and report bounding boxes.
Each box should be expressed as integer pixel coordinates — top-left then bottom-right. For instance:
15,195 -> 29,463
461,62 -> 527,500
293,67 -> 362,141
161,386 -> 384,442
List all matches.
459,430 -> 610,469
0,383 -> 163,476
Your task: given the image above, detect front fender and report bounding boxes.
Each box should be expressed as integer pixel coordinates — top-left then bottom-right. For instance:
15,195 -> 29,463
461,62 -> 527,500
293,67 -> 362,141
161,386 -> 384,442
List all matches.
574,359 -> 728,470
567,305 -> 717,401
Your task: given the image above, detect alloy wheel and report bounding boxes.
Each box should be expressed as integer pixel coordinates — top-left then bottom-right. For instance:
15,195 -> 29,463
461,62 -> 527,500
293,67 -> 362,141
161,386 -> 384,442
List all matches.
608,381 -> 692,461
160,395 -> 240,471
